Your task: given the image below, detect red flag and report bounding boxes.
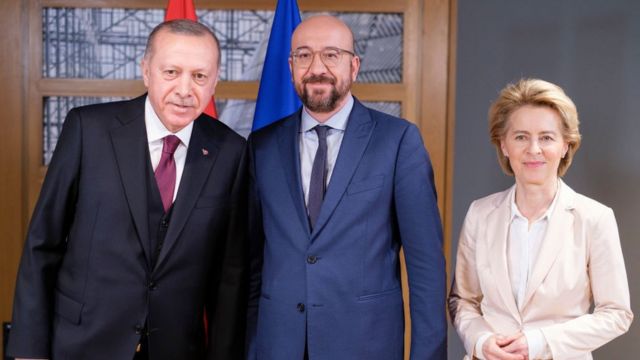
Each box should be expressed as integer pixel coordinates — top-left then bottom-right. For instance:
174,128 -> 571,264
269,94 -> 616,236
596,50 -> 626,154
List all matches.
164,0 -> 219,118
164,0 -> 214,342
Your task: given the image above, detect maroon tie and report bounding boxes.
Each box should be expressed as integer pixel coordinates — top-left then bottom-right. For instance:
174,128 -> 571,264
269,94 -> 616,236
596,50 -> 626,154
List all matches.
155,135 -> 181,212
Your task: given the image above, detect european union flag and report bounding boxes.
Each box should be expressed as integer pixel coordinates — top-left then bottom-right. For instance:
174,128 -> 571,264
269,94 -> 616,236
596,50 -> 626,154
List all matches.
252,0 -> 302,131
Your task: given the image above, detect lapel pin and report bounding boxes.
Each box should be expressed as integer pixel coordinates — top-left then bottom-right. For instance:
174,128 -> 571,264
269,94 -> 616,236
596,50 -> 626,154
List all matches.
201,148 -> 209,156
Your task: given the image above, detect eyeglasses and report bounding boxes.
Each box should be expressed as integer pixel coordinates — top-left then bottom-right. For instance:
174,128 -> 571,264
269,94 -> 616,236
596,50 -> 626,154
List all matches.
290,47 -> 356,68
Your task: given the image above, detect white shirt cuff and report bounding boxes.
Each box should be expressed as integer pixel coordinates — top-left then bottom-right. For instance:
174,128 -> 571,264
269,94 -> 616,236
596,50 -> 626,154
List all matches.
474,333 -> 493,359
524,329 -> 550,359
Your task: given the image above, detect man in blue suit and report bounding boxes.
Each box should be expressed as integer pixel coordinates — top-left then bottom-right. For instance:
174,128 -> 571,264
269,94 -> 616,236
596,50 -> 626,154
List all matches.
247,15 -> 446,359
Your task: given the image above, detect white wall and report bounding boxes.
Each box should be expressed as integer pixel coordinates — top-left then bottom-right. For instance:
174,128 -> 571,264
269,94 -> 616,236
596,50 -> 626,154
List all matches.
450,1 -> 640,358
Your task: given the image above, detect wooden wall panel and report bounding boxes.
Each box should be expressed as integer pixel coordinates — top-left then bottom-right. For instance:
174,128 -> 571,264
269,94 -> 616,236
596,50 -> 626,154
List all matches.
402,0 -> 456,355
44,0 -> 409,12
418,0 -> 457,281
0,0 -> 27,356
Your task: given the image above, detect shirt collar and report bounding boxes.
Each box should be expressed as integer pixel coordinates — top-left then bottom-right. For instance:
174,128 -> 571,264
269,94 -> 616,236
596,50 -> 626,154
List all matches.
509,181 -> 561,223
144,96 -> 193,147
300,95 -> 354,133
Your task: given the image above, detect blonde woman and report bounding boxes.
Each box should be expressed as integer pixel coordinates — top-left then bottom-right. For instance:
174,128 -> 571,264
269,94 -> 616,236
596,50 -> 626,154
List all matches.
448,78 -> 633,360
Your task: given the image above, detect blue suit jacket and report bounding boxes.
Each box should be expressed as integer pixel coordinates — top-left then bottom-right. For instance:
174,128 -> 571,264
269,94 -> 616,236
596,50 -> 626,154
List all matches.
247,99 -> 446,360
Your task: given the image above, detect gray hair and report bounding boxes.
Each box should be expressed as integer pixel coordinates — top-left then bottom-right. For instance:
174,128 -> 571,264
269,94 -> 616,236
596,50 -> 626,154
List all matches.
144,19 -> 220,66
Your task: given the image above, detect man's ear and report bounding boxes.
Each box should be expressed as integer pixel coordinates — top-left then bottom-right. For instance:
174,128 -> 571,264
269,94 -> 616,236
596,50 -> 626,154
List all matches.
351,55 -> 360,81
288,57 -> 294,82
209,68 -> 220,96
141,58 -> 150,88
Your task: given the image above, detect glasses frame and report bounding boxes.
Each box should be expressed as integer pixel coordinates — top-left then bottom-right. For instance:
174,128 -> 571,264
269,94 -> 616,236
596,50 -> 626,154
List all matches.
290,46 -> 357,68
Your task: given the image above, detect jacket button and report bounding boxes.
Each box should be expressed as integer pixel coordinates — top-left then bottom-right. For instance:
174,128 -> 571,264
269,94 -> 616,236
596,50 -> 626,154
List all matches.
307,255 -> 317,264
156,240 -> 163,254
148,282 -> 157,290
161,219 -> 169,228
297,303 -> 305,313
135,325 -> 144,335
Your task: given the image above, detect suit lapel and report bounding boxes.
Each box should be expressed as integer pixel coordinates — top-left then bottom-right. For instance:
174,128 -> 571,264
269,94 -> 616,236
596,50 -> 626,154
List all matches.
277,111 -> 312,236
521,181 -> 575,309
110,96 -> 152,266
486,187 -> 521,320
154,115 -> 221,270
311,100 -> 375,239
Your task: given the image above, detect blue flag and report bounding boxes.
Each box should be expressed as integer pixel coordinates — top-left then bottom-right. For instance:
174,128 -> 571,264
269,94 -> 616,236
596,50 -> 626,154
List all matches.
252,0 -> 302,131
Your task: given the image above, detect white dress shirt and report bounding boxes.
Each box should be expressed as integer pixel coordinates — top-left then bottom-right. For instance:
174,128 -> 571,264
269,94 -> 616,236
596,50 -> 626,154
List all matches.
145,97 -> 193,201
300,95 -> 353,209
476,185 -> 559,360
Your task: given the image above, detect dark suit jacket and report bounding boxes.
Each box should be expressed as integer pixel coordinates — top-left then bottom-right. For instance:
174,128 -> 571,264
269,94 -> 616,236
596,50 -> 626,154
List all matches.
247,99 -> 447,360
7,95 -> 248,360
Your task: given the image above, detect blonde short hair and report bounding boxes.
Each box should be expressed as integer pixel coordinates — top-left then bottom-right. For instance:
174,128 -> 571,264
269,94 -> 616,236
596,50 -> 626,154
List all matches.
488,78 -> 581,176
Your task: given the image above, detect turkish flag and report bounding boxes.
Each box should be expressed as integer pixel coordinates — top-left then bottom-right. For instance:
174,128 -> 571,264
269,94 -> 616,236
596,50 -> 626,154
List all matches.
164,0 -> 215,342
164,0 -> 218,118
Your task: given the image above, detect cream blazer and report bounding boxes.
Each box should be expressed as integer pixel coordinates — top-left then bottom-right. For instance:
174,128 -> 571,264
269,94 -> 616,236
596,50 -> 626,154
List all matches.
448,180 -> 633,360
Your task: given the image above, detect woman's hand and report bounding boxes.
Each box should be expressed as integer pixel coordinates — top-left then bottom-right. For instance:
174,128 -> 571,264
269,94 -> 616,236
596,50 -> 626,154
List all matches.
482,334 -> 527,360
499,332 -> 529,358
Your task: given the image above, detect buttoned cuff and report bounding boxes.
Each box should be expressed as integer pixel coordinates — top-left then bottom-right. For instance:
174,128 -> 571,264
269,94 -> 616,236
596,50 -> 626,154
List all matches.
474,332 -> 492,359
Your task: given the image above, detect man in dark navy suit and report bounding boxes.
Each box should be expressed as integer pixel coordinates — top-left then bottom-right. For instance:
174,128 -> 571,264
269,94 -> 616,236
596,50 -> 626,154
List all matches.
8,19 -> 247,360
247,15 -> 447,360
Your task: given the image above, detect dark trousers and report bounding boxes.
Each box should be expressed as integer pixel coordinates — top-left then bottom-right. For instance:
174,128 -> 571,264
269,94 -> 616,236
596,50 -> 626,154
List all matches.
133,334 -> 149,360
